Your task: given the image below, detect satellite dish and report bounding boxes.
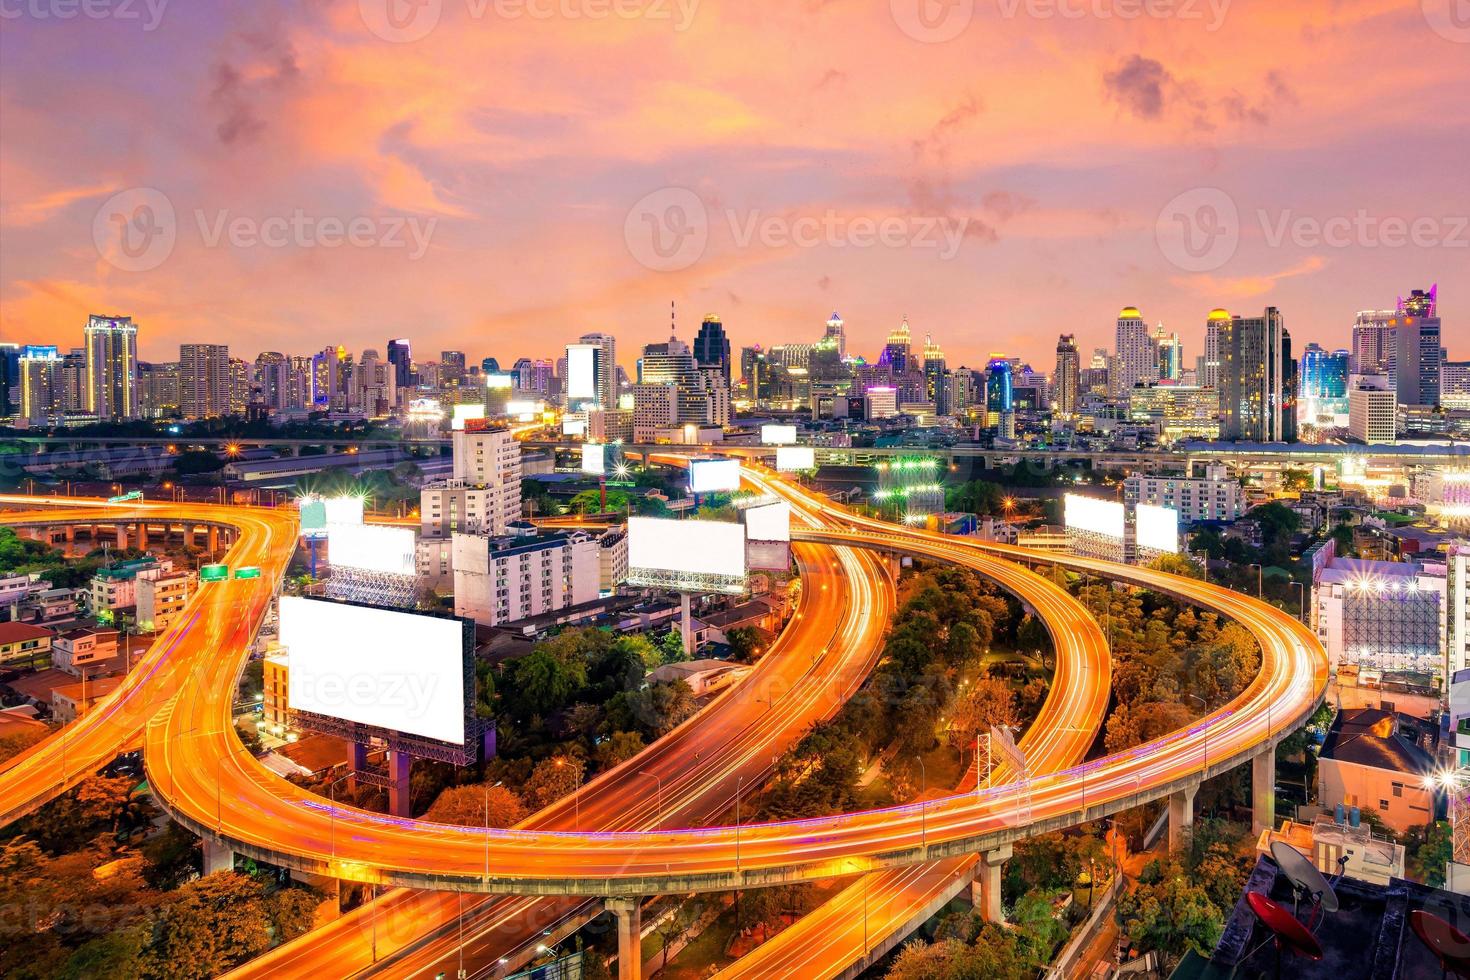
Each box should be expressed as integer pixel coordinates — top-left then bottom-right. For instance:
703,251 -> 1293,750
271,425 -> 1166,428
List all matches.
1271,840 -> 1339,914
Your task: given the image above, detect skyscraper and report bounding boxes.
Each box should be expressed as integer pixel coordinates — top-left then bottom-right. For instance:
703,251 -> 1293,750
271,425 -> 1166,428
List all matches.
1219,306 -> 1296,442
84,314 -> 139,419
179,343 -> 230,418
441,351 -> 466,386
1392,287 -> 1441,408
693,315 -> 731,386
882,317 -> 913,374
18,346 -> 61,425
1111,307 -> 1156,397
1200,309 -> 1228,390
0,343 -> 19,416
1351,308 -> 1396,376
824,312 -> 846,360
1299,344 -> 1350,425
577,332 -> 618,410
1054,334 -> 1080,416
386,338 -> 412,389
985,356 -> 1014,437
253,352 -> 289,411
1153,324 -> 1183,381
923,336 -> 947,415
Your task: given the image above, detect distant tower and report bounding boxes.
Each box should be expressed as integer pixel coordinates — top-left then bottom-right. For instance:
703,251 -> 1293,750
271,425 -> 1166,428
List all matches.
693,315 -> 732,387
1054,334 -> 1080,416
883,317 -> 913,374
84,314 -> 140,419
1111,306 -> 1155,397
824,312 -> 846,360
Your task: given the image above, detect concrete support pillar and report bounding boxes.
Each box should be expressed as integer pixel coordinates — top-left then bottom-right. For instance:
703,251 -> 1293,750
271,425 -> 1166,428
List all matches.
970,844 -> 1012,923
607,896 -> 643,980
135,522 -> 148,549
291,869 -> 341,922
183,523 -> 195,548
680,592 -> 693,657
203,837 -> 235,876
207,526 -> 220,555
346,742 -> 368,792
386,750 -> 412,818
64,525 -> 75,544
1253,749 -> 1276,836
115,525 -> 128,550
1168,783 -> 1199,853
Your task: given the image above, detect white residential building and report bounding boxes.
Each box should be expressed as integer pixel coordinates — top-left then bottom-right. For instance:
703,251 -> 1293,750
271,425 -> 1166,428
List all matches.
1349,374 -> 1397,444
1123,465 -> 1244,524
419,423 -> 523,589
1314,551 -> 1446,678
452,530 -> 601,627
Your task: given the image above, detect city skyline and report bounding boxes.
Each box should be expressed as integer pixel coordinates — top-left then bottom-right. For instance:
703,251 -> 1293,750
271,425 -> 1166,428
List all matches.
2,4 -> 1465,367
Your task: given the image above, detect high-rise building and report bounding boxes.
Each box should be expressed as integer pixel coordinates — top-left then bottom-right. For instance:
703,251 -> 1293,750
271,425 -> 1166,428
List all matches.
638,335 -> 700,385
1348,374 -> 1396,444
1443,361 -> 1470,411
386,339 -> 412,390
1054,334 -> 1080,416
228,358 -> 250,416
923,336 -> 948,416
882,317 -> 913,374
1219,306 -> 1296,442
137,361 -> 180,418
824,312 -> 846,360
83,314 -> 139,419
693,315 -> 731,386
417,422 -> 524,589
1154,324 -> 1184,381
1351,309 -> 1396,376
441,350 -> 466,386
740,346 -> 767,402
985,357 -> 1015,438
1392,287 -> 1441,408
0,343 -> 19,416
1111,306 -> 1156,397
18,346 -> 62,425
354,349 -> 397,417
1299,344 -> 1350,426
566,333 -> 616,410
253,353 -> 289,411
1200,309 -> 1227,390
179,343 -> 230,419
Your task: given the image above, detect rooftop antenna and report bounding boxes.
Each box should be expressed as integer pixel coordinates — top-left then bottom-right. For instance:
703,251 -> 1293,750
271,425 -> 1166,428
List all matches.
671,300 -> 677,340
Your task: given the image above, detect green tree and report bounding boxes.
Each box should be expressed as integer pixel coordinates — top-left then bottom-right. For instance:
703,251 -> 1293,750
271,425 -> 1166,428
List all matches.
145,873 -> 274,979
423,784 -> 529,828
594,731 -> 646,772
725,626 -> 763,663
503,649 -> 587,719
523,756 -> 585,809
1407,821 -> 1453,887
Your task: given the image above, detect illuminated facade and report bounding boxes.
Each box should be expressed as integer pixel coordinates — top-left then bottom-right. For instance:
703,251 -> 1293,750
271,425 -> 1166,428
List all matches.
84,314 -> 139,419
1314,549 -> 1447,678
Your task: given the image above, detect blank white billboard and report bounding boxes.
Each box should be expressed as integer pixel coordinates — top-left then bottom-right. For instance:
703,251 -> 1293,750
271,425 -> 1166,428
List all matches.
562,416 -> 587,437
281,597 -> 466,745
688,458 -> 741,494
776,446 -> 816,471
1135,503 -> 1180,553
628,517 -> 746,579
582,443 -> 606,475
1065,494 -> 1125,539
761,424 -> 797,445
566,345 -> 597,402
485,373 -> 514,390
328,524 -> 417,576
744,502 -> 791,542
323,496 -> 364,526
452,404 -> 486,430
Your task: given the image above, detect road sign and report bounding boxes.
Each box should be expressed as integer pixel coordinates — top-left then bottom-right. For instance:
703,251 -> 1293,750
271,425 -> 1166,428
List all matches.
233,566 -> 261,580
200,564 -> 229,583
108,491 -> 144,503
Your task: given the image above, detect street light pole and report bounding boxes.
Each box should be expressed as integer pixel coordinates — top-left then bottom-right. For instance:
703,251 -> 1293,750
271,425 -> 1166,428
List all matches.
639,770 -> 665,831
915,755 -> 927,852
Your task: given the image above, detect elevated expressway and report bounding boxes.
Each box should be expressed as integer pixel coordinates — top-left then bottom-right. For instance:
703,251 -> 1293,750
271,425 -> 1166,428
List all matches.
231,491 -> 896,979
2,467 -> 1329,978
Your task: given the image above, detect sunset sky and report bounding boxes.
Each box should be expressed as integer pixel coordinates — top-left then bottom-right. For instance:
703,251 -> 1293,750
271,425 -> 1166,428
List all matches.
1,0 -> 1465,371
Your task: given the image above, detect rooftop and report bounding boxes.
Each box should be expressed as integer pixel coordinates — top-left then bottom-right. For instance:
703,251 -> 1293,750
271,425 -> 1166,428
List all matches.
1320,707 -> 1437,777
0,622 -> 53,645
1188,855 -> 1470,979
